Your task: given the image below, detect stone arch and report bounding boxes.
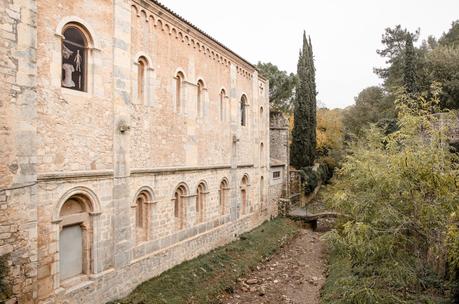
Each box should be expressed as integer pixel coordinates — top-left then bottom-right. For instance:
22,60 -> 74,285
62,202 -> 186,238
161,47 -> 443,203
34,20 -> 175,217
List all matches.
219,177 -> 229,215
55,16 -> 100,49
240,174 -> 250,216
54,187 -> 100,284
195,181 -> 207,223
173,183 -> 189,229
132,186 -> 154,243
53,186 -> 101,222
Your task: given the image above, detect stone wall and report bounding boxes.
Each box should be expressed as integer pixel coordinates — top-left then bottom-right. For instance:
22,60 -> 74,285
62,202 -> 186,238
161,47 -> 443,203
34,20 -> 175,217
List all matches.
0,0 -> 38,303
0,0 -> 276,303
269,111 -> 289,164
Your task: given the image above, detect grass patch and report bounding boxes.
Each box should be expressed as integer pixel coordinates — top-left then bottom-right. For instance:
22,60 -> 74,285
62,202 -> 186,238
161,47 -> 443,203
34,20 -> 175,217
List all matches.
109,218 -> 299,304
321,251 -> 454,304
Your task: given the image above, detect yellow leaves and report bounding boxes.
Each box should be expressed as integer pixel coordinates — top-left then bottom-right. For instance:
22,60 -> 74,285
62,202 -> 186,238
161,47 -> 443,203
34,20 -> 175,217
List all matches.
316,108 -> 344,152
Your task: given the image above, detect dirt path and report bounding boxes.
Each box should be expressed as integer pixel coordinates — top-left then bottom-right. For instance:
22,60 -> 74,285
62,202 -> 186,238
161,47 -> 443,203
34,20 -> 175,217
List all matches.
217,226 -> 327,304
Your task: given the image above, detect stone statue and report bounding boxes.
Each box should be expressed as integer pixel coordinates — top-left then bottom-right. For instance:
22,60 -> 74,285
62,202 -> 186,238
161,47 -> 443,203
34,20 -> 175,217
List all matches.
62,63 -> 75,88
74,50 -> 82,72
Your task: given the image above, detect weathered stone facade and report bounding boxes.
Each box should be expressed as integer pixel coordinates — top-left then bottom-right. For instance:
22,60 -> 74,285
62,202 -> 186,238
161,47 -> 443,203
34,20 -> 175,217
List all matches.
0,1 -> 282,303
269,111 -> 290,209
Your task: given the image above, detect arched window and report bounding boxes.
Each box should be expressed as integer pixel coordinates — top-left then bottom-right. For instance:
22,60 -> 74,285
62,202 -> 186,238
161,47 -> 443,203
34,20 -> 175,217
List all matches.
135,190 -> 150,243
196,182 -> 206,223
240,175 -> 249,216
58,194 -> 93,282
219,179 -> 229,215
137,56 -> 147,102
62,24 -> 88,92
240,95 -> 248,126
260,176 -> 265,206
260,106 -> 264,125
220,89 -> 226,121
176,72 -> 184,113
174,184 -> 187,229
197,80 -> 204,117
260,142 -> 264,167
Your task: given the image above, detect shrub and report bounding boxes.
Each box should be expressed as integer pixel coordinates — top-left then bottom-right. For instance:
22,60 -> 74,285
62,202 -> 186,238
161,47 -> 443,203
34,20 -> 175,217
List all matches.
322,88 -> 458,303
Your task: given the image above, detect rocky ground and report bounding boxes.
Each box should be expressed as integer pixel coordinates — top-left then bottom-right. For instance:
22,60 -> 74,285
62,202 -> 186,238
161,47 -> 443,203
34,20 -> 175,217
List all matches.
217,223 -> 328,304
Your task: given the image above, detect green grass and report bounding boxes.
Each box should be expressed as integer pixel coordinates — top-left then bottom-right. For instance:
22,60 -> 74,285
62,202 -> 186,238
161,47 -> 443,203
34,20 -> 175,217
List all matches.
109,218 -> 299,304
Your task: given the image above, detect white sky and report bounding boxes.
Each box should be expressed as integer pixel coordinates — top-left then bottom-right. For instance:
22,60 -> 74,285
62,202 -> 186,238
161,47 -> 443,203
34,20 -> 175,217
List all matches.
161,0 -> 459,109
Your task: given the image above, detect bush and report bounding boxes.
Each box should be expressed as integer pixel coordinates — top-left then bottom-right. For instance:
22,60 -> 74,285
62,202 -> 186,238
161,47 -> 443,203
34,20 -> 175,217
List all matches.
299,167 -> 319,194
322,89 -> 458,303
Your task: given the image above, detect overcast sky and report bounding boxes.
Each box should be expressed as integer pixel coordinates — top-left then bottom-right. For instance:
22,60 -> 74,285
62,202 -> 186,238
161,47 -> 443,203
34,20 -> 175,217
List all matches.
161,0 -> 458,109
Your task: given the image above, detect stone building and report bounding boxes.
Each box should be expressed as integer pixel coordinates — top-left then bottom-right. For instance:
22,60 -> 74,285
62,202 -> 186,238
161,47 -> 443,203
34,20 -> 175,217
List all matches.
0,1 -> 282,303
269,111 -> 290,207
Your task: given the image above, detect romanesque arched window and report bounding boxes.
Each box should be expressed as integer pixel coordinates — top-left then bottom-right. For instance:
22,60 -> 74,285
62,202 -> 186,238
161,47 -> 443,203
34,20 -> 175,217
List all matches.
220,89 -> 226,121
134,190 -> 150,243
260,176 -> 265,206
219,178 -> 229,215
260,106 -> 264,125
196,182 -> 206,223
240,175 -> 249,216
260,142 -> 264,167
62,24 -> 88,92
176,71 -> 185,112
58,194 -> 93,282
197,80 -> 204,117
137,56 -> 148,102
174,184 -> 187,229
240,95 -> 248,126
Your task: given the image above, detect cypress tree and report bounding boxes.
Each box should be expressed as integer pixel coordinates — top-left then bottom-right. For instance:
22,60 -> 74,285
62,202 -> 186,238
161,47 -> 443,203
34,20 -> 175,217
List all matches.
403,34 -> 417,94
291,32 -> 317,168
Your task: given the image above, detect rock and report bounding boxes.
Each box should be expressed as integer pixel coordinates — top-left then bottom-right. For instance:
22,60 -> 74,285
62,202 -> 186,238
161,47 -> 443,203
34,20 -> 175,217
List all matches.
246,278 -> 258,285
273,279 -> 279,284
249,287 -> 257,292
259,286 -> 266,296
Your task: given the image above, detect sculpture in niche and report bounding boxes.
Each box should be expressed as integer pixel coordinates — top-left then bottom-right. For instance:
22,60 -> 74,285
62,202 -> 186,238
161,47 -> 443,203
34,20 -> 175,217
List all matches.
62,25 -> 86,91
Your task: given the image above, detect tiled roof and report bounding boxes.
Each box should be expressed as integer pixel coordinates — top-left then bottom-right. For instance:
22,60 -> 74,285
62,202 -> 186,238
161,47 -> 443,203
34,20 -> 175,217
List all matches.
150,0 -> 261,75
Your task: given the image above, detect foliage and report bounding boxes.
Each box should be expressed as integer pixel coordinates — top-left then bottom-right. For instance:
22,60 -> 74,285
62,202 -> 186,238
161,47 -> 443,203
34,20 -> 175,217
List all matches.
374,21 -> 459,110
439,20 -> 459,48
299,167 -> 319,194
0,254 -> 11,302
322,88 -> 459,303
291,31 -> 317,168
342,86 -> 395,137
316,108 -> 344,156
109,219 -> 299,304
255,62 -> 297,112
404,34 -> 418,94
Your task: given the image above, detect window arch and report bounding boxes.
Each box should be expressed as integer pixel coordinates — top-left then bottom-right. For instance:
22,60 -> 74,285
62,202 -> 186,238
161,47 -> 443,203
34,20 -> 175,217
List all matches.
174,184 -> 188,229
260,142 -> 264,167
220,89 -> 226,121
137,56 -> 148,102
176,71 -> 185,113
58,193 -> 94,282
61,24 -> 89,92
240,95 -> 248,126
134,190 -> 151,243
240,175 -> 249,216
219,178 -> 229,215
260,176 -> 265,206
197,79 -> 205,117
196,182 -> 207,223
260,106 -> 264,125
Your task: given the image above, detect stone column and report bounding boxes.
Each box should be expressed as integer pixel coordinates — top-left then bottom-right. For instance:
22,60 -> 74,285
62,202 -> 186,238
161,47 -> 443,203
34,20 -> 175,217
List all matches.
229,63 -> 239,221
112,0 -> 132,269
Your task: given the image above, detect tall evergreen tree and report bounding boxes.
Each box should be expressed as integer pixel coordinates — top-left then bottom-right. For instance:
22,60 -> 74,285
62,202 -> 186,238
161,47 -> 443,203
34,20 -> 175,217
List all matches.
291,32 -> 317,168
403,34 -> 417,94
